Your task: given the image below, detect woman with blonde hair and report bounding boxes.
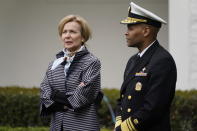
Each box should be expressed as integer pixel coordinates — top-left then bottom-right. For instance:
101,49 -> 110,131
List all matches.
40,15 -> 102,131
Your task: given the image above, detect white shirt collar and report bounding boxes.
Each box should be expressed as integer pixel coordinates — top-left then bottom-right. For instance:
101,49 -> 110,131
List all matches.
138,40 -> 156,57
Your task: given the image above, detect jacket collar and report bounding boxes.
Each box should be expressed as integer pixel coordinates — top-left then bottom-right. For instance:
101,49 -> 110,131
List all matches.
56,46 -> 89,59
56,47 -> 89,77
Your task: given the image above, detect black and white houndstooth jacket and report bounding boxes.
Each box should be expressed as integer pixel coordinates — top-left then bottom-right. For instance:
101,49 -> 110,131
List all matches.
40,47 -> 101,131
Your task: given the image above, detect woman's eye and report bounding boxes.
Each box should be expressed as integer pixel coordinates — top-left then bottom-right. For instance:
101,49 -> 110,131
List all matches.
70,30 -> 77,33
62,30 -> 78,34
62,30 -> 67,33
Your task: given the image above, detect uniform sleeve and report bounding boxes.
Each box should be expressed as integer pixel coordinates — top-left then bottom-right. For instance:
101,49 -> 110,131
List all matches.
115,98 -> 122,129
123,56 -> 134,80
120,57 -> 177,131
67,59 -> 101,110
40,64 -> 54,116
115,58 -> 133,129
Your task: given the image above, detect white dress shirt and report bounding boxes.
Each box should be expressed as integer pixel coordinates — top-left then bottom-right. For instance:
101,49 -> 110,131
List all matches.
138,40 -> 156,57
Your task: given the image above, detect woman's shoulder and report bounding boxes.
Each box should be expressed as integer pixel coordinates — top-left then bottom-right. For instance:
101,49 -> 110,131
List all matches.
45,61 -> 54,71
83,52 -> 101,65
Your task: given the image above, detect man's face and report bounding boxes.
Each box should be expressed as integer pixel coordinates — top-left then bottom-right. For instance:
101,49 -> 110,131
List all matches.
125,24 -> 145,47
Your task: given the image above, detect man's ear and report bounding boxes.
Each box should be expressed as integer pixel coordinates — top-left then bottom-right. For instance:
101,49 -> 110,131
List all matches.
143,26 -> 151,37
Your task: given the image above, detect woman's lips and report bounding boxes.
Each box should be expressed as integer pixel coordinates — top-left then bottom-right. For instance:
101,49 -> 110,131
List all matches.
65,41 -> 73,44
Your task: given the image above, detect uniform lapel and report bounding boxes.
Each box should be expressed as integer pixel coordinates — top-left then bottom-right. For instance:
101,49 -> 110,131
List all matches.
124,54 -> 140,80
120,41 -> 159,93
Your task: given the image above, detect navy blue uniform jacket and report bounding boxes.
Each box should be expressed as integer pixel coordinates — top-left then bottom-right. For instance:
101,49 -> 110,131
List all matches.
115,40 -> 177,131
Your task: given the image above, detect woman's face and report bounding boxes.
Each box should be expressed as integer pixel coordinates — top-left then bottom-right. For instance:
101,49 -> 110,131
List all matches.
61,21 -> 84,52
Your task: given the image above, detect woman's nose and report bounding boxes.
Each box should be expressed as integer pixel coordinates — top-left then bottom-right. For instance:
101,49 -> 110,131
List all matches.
64,32 -> 71,38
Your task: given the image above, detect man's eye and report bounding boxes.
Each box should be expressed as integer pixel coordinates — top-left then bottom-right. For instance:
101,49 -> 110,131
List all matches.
129,28 -> 134,31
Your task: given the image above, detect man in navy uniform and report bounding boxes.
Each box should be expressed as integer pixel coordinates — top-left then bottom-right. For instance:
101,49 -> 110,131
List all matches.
115,2 -> 177,131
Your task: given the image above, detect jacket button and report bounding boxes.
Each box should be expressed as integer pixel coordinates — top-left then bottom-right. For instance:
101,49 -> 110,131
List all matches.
133,118 -> 139,124
121,94 -> 124,98
128,95 -> 132,100
127,108 -> 131,112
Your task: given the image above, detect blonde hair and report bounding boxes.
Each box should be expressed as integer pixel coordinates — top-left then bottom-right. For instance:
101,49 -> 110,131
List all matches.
58,15 -> 92,43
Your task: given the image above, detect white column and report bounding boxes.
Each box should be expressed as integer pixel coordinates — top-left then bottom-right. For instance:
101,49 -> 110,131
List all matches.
188,0 -> 197,89
169,0 -> 197,90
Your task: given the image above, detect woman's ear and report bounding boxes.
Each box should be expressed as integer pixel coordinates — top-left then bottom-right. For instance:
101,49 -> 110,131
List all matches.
81,39 -> 85,45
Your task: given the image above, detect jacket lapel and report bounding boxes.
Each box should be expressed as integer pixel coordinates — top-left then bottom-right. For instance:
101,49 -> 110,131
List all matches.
120,41 -> 159,93
124,54 -> 140,80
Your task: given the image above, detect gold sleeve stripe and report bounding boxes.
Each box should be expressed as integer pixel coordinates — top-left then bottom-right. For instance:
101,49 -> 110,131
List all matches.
126,119 -> 134,130
115,120 -> 122,128
128,118 -> 137,131
116,116 -> 122,121
127,120 -> 135,131
116,116 -> 121,118
121,119 -> 132,131
116,118 -> 122,121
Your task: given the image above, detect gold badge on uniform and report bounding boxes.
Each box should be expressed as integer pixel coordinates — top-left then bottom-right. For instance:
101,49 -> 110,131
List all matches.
135,82 -> 142,91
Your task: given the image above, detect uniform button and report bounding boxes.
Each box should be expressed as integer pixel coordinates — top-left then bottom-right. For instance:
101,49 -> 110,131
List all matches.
128,95 -> 132,100
121,94 -> 124,98
127,108 -> 131,112
120,107 -> 122,111
133,119 -> 139,124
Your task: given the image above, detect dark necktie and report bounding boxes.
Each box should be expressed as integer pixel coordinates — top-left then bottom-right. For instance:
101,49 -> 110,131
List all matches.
131,54 -> 140,69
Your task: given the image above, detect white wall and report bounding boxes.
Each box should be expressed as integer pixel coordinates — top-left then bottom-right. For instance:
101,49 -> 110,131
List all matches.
0,0 -> 168,88
169,0 -> 197,90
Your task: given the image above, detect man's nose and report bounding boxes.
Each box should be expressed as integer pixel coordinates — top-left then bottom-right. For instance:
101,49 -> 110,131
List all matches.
125,31 -> 128,36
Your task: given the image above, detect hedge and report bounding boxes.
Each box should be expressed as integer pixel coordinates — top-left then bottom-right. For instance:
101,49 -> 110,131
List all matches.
0,127 -> 111,131
0,127 -> 48,131
0,86 -> 196,131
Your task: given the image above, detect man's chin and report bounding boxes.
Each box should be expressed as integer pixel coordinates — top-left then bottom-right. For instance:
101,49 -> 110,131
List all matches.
127,44 -> 136,47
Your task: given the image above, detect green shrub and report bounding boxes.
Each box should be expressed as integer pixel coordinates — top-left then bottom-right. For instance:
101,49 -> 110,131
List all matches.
0,86 -> 196,131
0,87 -> 48,127
98,88 -> 119,128
0,127 -> 111,131
170,90 -> 197,131
0,126 -> 48,131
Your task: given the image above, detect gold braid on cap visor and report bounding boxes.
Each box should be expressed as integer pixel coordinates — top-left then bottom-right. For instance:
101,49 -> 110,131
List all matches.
121,17 -> 147,24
